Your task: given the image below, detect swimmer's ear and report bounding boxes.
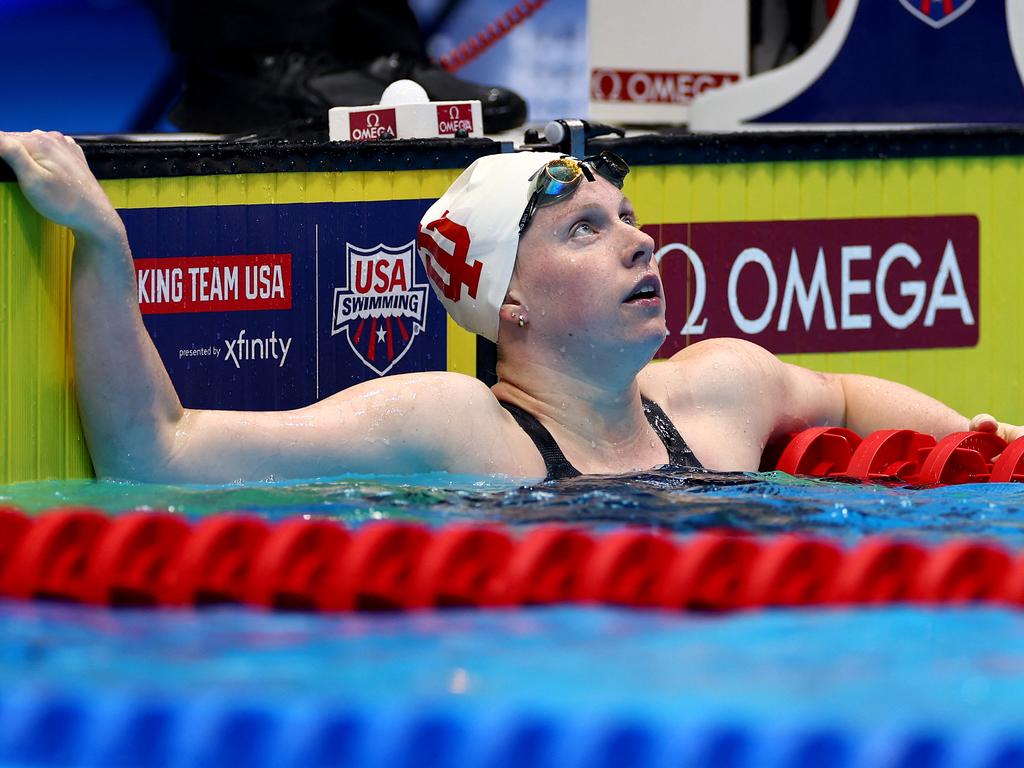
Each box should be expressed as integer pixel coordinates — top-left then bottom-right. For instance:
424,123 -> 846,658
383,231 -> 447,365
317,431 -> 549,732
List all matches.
498,300 -> 528,329
499,274 -> 527,329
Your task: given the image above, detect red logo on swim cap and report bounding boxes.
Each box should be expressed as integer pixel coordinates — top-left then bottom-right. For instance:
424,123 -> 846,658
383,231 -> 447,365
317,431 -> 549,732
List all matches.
417,211 -> 482,304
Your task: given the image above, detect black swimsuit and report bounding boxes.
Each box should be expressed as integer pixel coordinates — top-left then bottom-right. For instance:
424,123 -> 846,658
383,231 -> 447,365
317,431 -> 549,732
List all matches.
499,396 -> 704,480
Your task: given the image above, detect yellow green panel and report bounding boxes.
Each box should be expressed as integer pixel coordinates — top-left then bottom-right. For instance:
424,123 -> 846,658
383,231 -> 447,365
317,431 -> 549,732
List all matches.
103,169 -> 446,208
745,163 -> 775,221
0,182 -> 92,483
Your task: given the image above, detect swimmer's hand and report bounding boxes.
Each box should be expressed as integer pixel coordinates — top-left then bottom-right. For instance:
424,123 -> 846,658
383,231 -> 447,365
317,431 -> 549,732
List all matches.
968,413 -> 1024,443
0,130 -> 121,241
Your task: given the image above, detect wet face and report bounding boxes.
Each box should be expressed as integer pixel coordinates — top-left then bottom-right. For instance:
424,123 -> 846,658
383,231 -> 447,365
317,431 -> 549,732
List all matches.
509,176 -> 666,364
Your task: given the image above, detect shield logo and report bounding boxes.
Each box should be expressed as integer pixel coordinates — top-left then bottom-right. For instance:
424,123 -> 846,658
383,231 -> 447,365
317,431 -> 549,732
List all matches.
331,241 -> 429,376
897,0 -> 976,29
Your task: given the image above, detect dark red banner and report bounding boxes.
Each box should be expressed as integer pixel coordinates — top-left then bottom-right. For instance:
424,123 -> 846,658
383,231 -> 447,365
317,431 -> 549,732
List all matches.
648,216 -> 979,357
135,253 -> 292,315
590,68 -> 740,104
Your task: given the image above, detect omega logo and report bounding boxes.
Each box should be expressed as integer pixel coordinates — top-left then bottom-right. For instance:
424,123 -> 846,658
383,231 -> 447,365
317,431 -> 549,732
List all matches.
436,103 -> 474,135
350,109 -> 396,141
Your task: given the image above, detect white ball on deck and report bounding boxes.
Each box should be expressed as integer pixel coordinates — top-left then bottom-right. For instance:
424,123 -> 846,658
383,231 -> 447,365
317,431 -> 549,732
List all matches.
379,79 -> 430,106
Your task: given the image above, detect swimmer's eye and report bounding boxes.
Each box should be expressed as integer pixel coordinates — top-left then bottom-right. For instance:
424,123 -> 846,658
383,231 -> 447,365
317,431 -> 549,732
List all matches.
569,221 -> 595,238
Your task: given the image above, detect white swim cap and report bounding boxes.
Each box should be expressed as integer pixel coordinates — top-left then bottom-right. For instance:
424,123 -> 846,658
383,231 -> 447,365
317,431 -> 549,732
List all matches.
416,151 -> 563,342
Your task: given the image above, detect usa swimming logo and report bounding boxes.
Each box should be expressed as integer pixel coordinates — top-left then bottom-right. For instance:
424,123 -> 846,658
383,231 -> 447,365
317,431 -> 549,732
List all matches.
898,0 -> 975,29
331,242 -> 428,376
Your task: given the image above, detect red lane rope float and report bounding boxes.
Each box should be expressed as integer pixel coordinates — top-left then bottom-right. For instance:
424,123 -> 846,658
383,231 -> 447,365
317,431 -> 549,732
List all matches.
912,541 -> 1012,603
321,521 -> 431,612
2,510 -> 1024,615
162,515 -> 270,606
409,525 -> 514,608
844,430 -> 935,482
3,509 -> 110,602
504,525 -> 595,605
743,535 -> 844,607
772,428 -> 1024,486
246,518 -> 350,610
85,512 -> 190,606
775,427 -> 862,477
439,0 -> 551,73
658,532 -> 761,611
578,530 -> 677,607
829,538 -> 927,605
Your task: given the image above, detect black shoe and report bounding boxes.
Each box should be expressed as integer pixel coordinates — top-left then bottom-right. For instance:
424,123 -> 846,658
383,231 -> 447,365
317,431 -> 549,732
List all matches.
168,50 -> 338,135
169,49 -> 527,136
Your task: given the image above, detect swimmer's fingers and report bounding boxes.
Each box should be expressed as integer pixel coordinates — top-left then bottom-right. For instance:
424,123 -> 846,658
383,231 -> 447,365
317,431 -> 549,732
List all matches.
0,133 -> 48,182
0,131 -> 86,173
969,413 -> 1024,444
60,133 -> 87,162
999,423 -> 1024,443
0,130 -> 115,236
969,413 -> 998,433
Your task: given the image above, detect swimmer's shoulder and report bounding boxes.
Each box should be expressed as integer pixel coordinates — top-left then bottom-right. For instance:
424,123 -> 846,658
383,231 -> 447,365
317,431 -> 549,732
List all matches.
640,339 -> 784,472
640,337 -> 782,408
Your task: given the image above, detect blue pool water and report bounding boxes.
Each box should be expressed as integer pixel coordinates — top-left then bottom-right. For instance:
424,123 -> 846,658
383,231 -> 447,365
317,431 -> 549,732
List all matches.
2,470 -> 1024,765
2,601 -> 1023,728
0,603 -> 1023,765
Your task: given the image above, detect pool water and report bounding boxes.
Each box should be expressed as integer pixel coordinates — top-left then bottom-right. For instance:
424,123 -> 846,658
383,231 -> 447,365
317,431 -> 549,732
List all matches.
4,468 -> 1024,543
1,470 -> 1024,765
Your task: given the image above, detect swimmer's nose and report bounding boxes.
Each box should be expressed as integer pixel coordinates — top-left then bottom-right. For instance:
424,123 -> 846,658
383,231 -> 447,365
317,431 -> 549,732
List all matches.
625,227 -> 656,267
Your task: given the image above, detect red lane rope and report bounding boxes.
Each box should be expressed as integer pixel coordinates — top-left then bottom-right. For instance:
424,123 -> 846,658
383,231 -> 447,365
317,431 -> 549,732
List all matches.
1,506 -> 1023,614
439,0 -> 551,73
771,428 -> 1024,485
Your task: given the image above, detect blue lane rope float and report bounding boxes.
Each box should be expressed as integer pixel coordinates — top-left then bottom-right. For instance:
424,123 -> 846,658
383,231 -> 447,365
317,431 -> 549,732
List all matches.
0,690 -> 1022,768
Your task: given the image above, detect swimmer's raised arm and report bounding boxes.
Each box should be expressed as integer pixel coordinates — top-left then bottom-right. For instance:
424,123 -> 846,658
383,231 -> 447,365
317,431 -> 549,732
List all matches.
0,131 -> 513,482
0,130 -> 188,478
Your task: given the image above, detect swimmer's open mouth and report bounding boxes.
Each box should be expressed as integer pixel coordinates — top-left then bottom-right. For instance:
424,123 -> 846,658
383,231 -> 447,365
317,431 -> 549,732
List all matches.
623,275 -> 662,303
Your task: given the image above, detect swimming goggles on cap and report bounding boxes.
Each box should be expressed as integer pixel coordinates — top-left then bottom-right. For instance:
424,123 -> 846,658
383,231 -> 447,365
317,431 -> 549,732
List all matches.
518,150 -> 630,234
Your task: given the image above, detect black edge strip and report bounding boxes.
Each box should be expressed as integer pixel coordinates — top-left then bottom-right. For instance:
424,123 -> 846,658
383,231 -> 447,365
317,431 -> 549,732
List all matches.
5,127 -> 1024,185
589,126 -> 1024,166
0,137 -> 503,183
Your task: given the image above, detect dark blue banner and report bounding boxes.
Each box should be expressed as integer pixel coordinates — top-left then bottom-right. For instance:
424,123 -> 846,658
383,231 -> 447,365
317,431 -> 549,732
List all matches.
119,200 -> 447,411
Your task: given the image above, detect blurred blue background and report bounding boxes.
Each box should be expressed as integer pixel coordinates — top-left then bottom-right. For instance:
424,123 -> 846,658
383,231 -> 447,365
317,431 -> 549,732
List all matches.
0,0 -> 588,134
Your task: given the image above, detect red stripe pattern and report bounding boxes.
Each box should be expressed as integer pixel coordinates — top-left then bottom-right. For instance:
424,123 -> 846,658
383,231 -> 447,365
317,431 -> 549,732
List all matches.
440,0 -> 550,73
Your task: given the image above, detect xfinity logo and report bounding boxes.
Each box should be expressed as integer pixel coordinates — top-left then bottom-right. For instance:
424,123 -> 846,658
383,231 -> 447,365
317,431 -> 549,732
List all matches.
224,329 -> 292,369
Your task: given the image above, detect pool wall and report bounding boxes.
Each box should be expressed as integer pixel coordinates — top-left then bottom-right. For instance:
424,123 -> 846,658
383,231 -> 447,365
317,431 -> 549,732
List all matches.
2,129 -> 1022,482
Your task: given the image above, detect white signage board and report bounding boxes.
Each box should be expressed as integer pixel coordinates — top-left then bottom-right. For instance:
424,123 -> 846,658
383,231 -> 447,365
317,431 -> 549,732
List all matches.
588,0 -> 748,124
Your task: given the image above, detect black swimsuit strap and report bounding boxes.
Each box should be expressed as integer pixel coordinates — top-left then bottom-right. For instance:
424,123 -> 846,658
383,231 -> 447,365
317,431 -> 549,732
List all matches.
499,396 -> 704,481
498,400 -> 581,480
641,395 -> 704,470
